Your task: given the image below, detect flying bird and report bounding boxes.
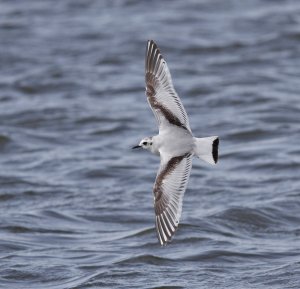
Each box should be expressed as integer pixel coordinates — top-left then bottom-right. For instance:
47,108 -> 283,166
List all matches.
133,40 -> 219,245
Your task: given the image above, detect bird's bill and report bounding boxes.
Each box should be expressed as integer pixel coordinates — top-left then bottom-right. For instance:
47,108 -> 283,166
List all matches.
132,145 -> 141,149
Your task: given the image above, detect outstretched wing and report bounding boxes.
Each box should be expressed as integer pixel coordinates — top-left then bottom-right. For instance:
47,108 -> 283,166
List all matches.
153,153 -> 193,245
145,40 -> 191,133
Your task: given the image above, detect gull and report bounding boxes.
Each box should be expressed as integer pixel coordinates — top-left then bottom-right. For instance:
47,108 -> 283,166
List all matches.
132,40 -> 219,245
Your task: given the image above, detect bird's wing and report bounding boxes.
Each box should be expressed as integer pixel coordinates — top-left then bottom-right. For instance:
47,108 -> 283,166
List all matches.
153,152 -> 193,245
145,40 -> 191,133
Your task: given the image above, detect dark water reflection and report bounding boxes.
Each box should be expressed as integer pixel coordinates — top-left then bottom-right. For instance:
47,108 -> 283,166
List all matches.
0,0 -> 300,288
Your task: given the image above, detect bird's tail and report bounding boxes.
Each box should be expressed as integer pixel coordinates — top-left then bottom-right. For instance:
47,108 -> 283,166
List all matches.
193,136 -> 219,165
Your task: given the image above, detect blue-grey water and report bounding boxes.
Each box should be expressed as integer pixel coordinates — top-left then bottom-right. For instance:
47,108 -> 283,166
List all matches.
1,0 -> 300,288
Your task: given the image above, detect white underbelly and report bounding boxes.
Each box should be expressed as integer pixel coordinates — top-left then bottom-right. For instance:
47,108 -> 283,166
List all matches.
156,126 -> 194,157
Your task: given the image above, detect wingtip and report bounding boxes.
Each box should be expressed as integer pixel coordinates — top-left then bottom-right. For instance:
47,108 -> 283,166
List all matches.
155,213 -> 180,246
158,235 -> 171,246
147,39 -> 152,47
158,232 -> 176,247
147,39 -> 158,49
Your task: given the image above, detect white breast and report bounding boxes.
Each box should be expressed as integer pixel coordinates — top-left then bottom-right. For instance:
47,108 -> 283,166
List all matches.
154,126 -> 194,157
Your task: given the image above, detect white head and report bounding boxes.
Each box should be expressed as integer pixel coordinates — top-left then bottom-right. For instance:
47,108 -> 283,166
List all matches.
132,136 -> 153,151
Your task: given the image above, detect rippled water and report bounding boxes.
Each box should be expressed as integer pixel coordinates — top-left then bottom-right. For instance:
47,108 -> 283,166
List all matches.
1,0 -> 300,288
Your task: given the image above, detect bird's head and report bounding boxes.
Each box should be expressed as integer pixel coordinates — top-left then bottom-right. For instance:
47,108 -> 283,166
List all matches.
132,137 -> 153,151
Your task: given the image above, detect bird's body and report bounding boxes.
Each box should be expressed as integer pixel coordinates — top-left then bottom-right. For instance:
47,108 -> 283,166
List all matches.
133,40 -> 219,245
152,126 -> 194,157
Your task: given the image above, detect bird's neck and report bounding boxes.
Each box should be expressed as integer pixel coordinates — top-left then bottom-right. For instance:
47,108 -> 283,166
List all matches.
150,135 -> 160,155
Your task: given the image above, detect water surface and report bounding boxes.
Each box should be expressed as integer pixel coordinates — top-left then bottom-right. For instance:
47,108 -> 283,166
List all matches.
0,0 -> 300,288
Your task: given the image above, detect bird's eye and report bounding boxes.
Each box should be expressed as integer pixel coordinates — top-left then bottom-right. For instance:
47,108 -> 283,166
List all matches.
142,142 -> 147,145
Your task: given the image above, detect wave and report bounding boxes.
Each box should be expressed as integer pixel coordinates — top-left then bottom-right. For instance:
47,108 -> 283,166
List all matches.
116,254 -> 173,265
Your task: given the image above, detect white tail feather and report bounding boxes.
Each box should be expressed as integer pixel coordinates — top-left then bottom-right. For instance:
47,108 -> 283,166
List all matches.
194,136 -> 219,165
